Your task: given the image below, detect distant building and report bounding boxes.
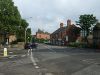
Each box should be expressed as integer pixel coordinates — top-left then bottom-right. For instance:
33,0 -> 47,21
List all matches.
50,20 -> 80,45
36,32 -> 50,40
0,32 -> 17,45
9,34 -> 17,43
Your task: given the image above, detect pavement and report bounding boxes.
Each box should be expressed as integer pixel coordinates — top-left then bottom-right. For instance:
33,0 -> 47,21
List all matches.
0,47 -> 27,60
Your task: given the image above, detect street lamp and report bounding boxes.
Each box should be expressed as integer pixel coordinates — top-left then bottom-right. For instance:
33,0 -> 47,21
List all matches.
24,17 -> 32,44
25,28 -> 27,44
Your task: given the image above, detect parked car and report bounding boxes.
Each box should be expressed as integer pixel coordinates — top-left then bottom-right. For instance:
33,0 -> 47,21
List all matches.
31,43 -> 38,49
24,43 -> 31,49
24,42 -> 38,49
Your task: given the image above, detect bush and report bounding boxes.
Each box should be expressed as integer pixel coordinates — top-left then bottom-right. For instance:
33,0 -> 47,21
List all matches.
68,42 -> 82,47
35,38 -> 49,43
10,40 -> 18,44
17,38 -> 24,42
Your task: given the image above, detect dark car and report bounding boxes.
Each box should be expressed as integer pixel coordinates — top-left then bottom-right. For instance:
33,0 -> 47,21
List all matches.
24,43 -> 31,49
31,43 -> 38,49
24,42 -> 38,49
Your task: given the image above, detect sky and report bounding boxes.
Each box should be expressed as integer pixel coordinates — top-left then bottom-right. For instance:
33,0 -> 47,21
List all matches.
13,0 -> 100,35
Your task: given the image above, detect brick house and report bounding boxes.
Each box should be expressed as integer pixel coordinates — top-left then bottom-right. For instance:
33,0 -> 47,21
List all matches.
36,32 -> 50,40
0,32 -> 16,46
50,20 -> 80,45
93,23 -> 100,49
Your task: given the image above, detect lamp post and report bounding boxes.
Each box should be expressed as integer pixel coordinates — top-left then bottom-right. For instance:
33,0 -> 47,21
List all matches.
24,17 -> 32,44
25,28 -> 27,44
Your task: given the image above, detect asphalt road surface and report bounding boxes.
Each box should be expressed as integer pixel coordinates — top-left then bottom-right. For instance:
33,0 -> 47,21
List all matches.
0,44 -> 100,75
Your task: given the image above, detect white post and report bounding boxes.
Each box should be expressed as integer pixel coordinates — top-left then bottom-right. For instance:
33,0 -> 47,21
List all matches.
4,48 -> 7,57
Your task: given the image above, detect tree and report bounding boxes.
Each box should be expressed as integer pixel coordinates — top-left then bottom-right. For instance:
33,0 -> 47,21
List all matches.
0,0 -> 31,43
0,0 -> 21,33
78,14 -> 98,36
45,31 -> 50,34
16,19 -> 29,42
37,29 -> 44,33
20,19 -> 28,29
77,14 -> 97,39
26,28 -> 31,42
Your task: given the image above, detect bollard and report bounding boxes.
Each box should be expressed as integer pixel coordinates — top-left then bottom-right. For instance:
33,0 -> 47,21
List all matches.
4,48 -> 7,57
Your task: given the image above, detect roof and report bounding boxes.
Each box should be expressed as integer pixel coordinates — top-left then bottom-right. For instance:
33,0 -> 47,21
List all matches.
51,24 -> 80,35
93,23 -> 100,30
52,26 -> 67,35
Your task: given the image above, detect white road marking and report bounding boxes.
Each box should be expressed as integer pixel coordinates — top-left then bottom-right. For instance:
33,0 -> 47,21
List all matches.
27,49 -> 30,56
29,49 -> 40,69
21,55 -> 26,57
8,55 -> 17,58
35,66 -> 39,69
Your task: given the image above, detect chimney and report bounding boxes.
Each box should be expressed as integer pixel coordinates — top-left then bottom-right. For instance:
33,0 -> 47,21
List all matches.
60,23 -> 63,28
67,19 -> 71,27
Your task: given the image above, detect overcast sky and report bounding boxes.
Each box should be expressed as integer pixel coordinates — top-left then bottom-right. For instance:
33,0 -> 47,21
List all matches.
13,0 -> 100,34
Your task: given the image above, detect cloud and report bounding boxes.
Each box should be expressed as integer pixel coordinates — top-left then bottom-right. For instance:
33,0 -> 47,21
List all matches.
13,0 -> 100,34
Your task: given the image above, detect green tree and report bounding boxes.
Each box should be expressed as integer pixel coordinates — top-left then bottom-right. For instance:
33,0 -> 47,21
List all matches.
37,29 -> 44,33
0,0 -> 21,33
78,14 -> 98,36
76,14 -> 98,45
20,19 -> 28,29
16,19 -> 29,42
26,28 -> 31,42
0,0 -> 31,43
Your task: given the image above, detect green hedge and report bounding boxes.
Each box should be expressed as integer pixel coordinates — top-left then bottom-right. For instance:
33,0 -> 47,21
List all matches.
68,42 -> 83,47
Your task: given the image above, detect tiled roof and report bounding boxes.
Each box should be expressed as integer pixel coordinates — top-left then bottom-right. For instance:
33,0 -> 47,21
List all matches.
51,24 -> 79,35
52,26 -> 67,35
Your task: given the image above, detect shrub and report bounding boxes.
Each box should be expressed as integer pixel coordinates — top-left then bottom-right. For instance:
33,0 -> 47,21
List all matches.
10,40 -> 18,44
68,42 -> 82,47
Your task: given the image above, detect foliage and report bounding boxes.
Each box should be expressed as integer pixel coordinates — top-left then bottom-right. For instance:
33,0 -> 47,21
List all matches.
37,29 -> 44,33
17,38 -> 25,42
26,28 -> 31,42
34,38 -> 47,43
10,40 -> 18,44
0,0 -> 32,43
68,42 -> 82,47
37,28 -> 50,34
16,19 -> 29,42
20,19 -> 28,29
77,14 -> 98,36
0,0 -> 21,33
72,27 -> 81,35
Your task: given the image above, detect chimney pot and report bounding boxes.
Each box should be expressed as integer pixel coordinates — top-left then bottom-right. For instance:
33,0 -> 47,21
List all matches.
67,19 -> 71,26
60,23 -> 63,28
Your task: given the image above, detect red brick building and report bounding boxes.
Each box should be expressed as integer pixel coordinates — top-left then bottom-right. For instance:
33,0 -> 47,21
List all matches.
50,20 -> 80,45
36,32 -> 50,40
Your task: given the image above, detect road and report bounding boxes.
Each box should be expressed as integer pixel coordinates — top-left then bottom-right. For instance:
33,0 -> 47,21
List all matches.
0,44 -> 100,75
